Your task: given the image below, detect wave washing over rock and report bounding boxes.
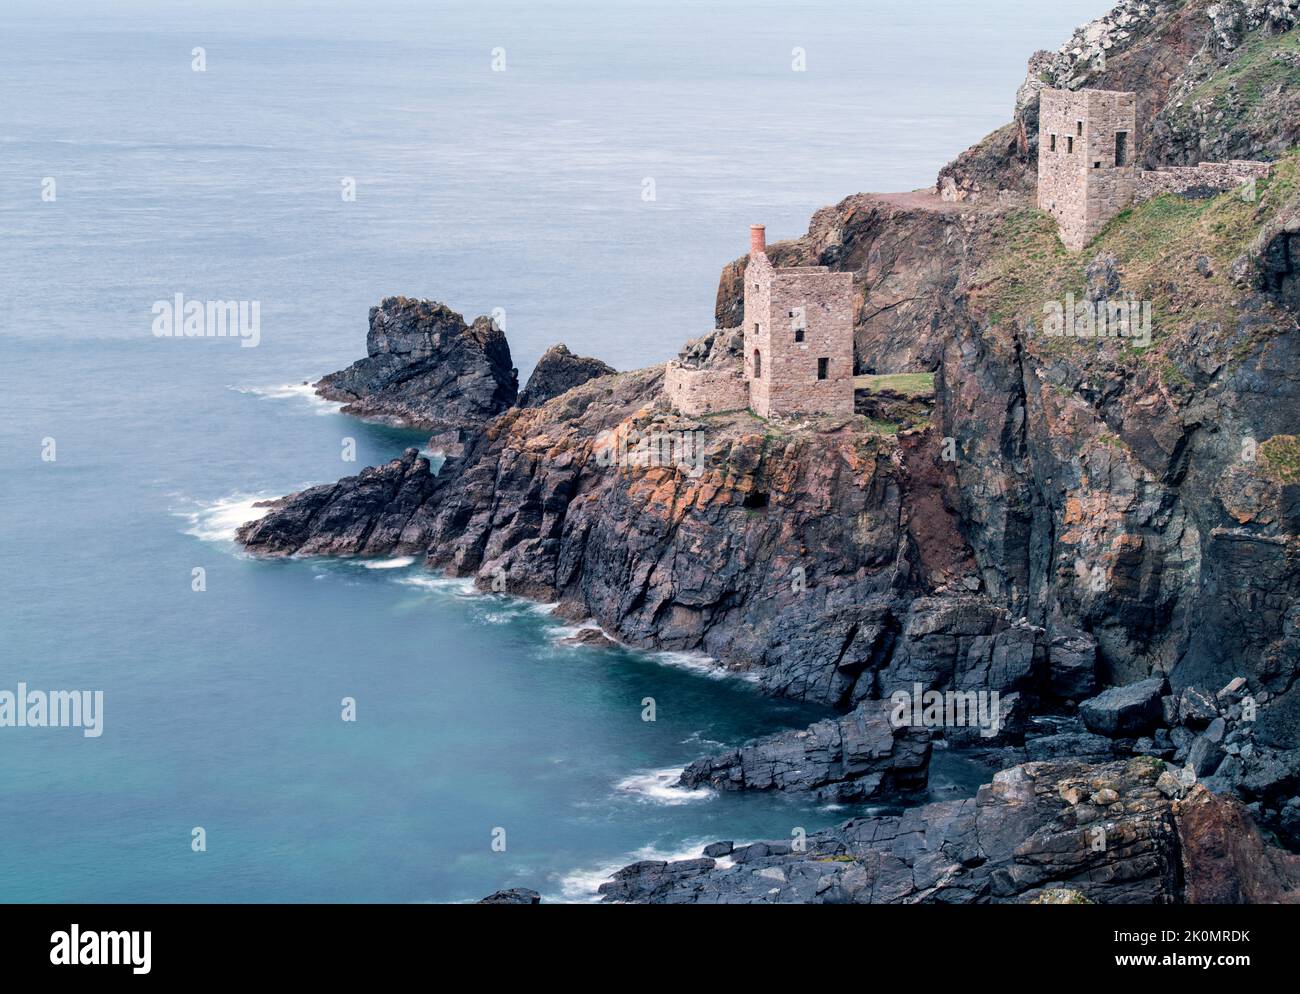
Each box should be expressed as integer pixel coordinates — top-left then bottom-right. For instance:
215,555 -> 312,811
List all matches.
237,0 -> 1300,903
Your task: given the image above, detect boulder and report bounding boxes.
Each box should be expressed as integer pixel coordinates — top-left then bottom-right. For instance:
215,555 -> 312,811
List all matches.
1177,686 -> 1219,728
1047,627 -> 1098,701
1079,677 -> 1167,738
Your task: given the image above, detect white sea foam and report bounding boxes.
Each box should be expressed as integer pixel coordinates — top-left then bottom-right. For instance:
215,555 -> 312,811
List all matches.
615,767 -> 713,806
179,494 -> 273,543
362,556 -> 416,570
546,619 -> 755,683
231,381 -> 343,415
548,620 -> 609,644
653,649 -> 754,682
395,574 -> 479,597
681,731 -> 727,750
553,839 -> 713,903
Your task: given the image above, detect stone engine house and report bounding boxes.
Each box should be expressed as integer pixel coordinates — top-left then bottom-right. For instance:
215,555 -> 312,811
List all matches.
743,225 -> 854,418
1038,87 -> 1272,252
665,225 -> 854,418
1038,88 -> 1138,252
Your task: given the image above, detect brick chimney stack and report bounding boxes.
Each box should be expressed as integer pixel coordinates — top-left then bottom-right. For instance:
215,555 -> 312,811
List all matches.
749,224 -> 766,256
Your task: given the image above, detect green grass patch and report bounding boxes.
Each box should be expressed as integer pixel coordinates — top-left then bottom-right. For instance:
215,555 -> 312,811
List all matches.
853,372 -> 936,398
1260,435 -> 1300,484
971,150 -> 1300,362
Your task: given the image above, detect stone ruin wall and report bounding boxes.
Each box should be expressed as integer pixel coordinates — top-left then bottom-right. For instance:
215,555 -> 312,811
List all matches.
1039,87 -> 1274,250
1079,89 -> 1137,248
742,252 -> 774,416
663,361 -> 749,416
1038,89 -> 1094,251
1134,160 -> 1275,202
759,267 -> 855,418
1037,88 -> 1137,252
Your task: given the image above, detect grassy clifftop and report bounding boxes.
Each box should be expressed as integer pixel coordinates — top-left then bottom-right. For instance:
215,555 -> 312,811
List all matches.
969,150 -> 1299,374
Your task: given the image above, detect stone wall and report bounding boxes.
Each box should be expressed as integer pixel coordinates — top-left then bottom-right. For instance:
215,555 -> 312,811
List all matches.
760,266 -> 855,417
1135,160 -> 1275,201
1037,88 -> 1137,252
1039,87 -> 1276,251
663,361 -> 749,415
742,251 -> 774,414
720,235 -> 854,420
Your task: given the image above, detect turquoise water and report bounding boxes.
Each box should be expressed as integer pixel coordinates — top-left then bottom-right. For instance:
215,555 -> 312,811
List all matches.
0,0 -> 1102,902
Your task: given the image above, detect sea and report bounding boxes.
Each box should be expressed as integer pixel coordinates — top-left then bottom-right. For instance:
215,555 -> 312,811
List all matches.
0,0 -> 1102,901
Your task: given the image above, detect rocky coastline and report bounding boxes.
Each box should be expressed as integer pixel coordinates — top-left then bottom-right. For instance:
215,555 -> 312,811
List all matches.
236,0 -> 1300,904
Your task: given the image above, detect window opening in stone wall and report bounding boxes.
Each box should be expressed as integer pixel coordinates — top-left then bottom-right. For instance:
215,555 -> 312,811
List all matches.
817,357 -> 828,380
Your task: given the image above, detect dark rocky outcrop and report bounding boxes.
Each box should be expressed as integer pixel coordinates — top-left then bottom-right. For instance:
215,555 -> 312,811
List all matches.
600,756 -> 1300,904
477,888 -> 541,905
244,363 -> 989,701
315,297 -> 517,434
517,344 -> 615,408
237,448 -> 439,557
601,757 -> 1185,903
677,699 -> 932,802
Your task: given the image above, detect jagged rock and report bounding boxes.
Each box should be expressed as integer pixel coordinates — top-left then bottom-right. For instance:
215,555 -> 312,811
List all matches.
477,888 -> 541,905
599,757 -> 1216,904
236,448 -> 438,557
315,297 -> 517,433
560,628 -> 617,649
877,597 -> 1047,705
1175,785 -> 1300,903
1188,735 -> 1226,776
517,344 -> 615,408
1079,677 -> 1167,738
1219,676 -> 1248,698
676,699 -> 932,802
1047,627 -> 1099,700
1178,686 -> 1219,728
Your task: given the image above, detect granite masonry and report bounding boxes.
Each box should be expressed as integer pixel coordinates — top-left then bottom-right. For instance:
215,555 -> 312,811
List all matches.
664,224 -> 855,418
1038,87 -> 1274,251
1038,88 -> 1139,252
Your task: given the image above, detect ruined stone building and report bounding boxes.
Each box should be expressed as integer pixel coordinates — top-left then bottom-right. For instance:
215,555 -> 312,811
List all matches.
665,224 -> 854,418
1038,87 -> 1272,252
1038,88 -> 1138,251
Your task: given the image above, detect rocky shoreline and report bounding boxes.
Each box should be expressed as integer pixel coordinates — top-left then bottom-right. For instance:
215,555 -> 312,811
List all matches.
236,0 -> 1300,904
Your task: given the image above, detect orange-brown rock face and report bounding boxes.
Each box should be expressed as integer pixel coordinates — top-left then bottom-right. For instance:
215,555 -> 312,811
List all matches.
1175,785 -> 1300,904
